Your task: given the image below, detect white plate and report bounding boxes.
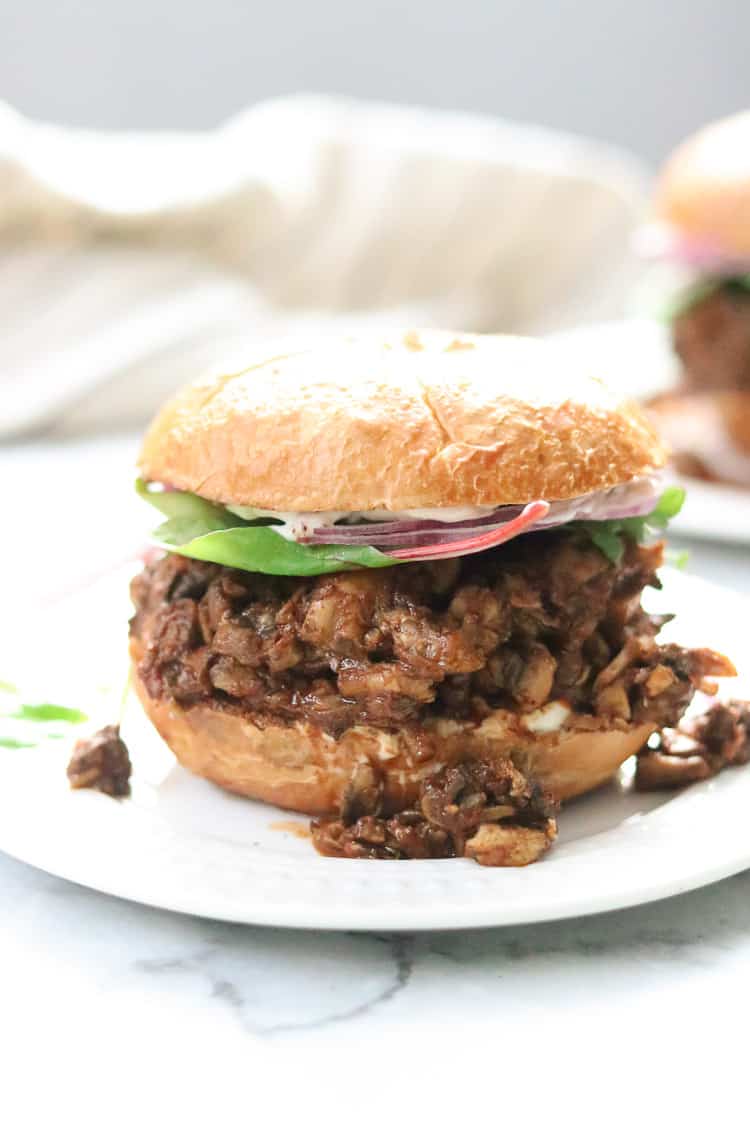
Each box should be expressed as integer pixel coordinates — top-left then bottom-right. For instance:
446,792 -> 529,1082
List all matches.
1,569 -> 749,930
551,318 -> 750,545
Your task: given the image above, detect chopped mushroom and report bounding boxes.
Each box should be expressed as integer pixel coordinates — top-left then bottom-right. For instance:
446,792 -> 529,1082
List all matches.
464,821 -> 557,867
339,762 -> 384,821
635,700 -> 750,791
131,542 -> 734,739
311,757 -> 558,866
634,750 -> 712,790
67,724 -> 131,797
312,811 -> 454,860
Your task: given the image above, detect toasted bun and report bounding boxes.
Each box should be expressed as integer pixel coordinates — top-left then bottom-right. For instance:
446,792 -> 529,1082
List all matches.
138,333 -> 665,512
655,111 -> 750,257
131,644 -> 654,811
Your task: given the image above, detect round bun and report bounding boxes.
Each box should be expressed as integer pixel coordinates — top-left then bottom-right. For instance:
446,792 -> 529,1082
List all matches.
138,332 -> 665,512
655,111 -> 750,257
131,642 -> 654,810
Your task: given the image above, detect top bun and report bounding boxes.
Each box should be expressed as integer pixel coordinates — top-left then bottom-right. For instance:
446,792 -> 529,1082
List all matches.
138,332 -> 665,512
655,111 -> 750,257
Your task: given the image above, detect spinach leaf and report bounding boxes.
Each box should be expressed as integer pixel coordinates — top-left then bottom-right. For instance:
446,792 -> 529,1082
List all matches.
136,479 -> 244,540
572,486 -> 686,563
155,522 -> 400,577
138,478 -> 400,576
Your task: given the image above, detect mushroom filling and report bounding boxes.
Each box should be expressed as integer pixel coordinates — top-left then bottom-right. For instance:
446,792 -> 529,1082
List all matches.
130,530 -> 730,741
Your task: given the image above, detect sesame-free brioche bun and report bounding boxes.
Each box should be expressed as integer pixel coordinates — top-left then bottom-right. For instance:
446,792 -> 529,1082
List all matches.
655,111 -> 750,257
138,332 -> 666,512
130,638 -> 654,810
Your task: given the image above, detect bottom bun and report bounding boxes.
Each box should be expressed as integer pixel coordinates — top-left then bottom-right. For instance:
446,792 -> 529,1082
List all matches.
131,650 -> 654,813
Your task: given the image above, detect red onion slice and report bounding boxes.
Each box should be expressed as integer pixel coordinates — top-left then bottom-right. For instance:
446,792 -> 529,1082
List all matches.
299,477 -> 660,548
385,501 -> 550,560
306,517 -> 525,548
308,509 -> 525,540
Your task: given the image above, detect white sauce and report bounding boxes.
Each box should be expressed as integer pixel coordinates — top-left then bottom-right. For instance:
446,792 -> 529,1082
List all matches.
345,506 -> 497,523
226,507 -> 347,541
227,504 -> 496,541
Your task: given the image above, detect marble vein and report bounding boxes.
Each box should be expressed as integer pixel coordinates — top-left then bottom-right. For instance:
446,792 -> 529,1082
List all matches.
134,928 -> 416,1036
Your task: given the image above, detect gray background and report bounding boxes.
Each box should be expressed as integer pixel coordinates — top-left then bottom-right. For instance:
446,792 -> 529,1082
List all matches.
2,0 -> 748,164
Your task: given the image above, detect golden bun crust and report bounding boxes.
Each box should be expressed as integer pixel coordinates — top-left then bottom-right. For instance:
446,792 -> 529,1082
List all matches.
655,112 -> 750,256
131,648 -> 654,811
138,333 -> 666,511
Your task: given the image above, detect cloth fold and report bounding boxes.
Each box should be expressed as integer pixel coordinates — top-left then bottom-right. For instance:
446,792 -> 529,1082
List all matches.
0,95 -> 648,436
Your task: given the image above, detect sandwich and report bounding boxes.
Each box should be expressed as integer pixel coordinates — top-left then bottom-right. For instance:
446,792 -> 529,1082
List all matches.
129,332 -> 735,864
644,111 -> 750,485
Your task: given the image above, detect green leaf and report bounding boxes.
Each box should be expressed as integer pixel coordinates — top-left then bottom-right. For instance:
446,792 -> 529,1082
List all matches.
581,524 -> 626,564
139,478 -> 401,576
648,485 -> 686,525
8,702 -> 88,724
136,479 -> 244,537
155,523 -> 400,577
0,693 -> 89,751
573,487 -> 686,564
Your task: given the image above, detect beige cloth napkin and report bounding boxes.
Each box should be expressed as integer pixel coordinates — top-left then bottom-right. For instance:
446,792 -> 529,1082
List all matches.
0,94 -> 648,437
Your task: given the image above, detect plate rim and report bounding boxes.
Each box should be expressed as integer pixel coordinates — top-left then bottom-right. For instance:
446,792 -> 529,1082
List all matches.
1,818 -> 748,931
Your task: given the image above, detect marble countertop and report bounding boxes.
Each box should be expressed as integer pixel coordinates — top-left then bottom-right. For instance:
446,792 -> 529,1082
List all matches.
3,848 -> 748,1115
3,433 -> 749,1117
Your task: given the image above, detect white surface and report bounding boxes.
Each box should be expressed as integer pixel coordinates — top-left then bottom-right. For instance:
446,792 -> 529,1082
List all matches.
0,95 -> 647,437
2,568 -> 748,931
